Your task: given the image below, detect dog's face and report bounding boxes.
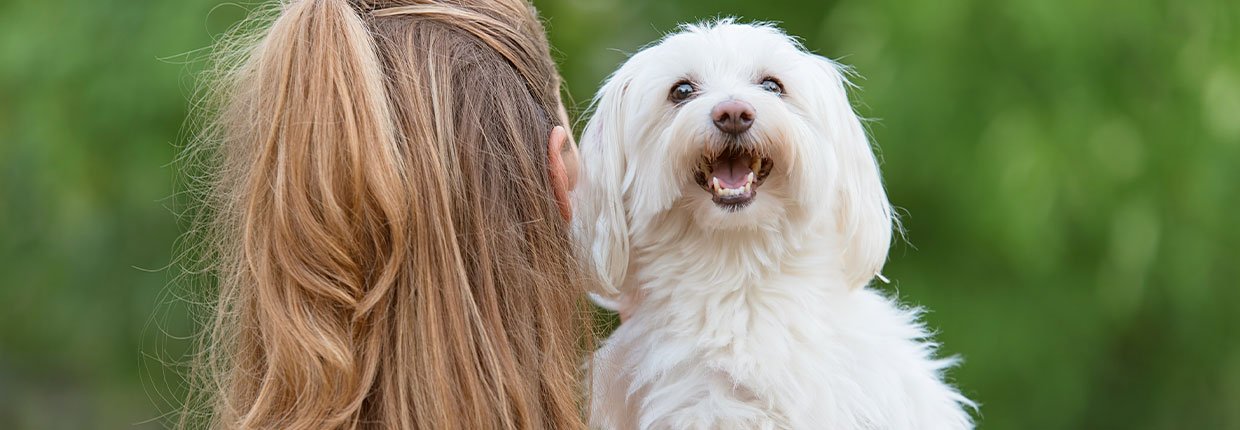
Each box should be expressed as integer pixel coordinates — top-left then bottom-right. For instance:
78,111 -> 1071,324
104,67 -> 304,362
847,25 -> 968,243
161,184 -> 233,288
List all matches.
576,21 -> 893,291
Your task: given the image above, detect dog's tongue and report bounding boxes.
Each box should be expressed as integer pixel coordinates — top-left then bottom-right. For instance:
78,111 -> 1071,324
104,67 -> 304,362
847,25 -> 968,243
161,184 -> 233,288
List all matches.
710,154 -> 753,188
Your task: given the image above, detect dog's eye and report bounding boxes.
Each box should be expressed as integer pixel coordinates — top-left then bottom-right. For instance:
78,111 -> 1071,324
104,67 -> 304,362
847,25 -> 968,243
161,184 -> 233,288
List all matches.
669,81 -> 696,103
760,78 -> 784,95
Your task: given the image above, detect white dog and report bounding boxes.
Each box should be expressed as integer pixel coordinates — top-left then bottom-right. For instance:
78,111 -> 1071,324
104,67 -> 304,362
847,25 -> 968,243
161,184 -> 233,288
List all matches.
574,20 -> 975,430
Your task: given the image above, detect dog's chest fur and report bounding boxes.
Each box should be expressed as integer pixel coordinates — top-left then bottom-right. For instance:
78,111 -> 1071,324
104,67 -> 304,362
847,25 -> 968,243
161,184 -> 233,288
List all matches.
589,212 -> 973,430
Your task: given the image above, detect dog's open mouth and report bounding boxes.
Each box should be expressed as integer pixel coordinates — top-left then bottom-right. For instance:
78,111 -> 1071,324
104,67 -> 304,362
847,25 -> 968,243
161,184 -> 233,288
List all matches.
693,146 -> 774,210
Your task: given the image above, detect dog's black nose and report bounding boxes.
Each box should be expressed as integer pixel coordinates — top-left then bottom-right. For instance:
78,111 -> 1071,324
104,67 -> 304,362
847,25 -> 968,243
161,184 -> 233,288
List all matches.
711,100 -> 755,135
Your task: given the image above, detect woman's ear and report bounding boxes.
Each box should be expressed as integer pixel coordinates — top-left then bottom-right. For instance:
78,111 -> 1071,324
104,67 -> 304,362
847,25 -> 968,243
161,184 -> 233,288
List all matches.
548,125 -> 575,221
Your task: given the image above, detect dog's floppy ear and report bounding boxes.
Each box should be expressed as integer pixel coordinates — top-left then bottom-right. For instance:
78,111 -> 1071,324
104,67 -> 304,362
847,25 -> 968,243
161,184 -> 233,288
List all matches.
809,56 -> 895,289
574,73 -> 633,295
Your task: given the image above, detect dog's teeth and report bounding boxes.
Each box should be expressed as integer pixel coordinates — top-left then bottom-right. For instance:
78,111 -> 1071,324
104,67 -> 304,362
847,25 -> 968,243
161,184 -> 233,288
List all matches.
711,175 -> 759,198
752,158 -> 762,172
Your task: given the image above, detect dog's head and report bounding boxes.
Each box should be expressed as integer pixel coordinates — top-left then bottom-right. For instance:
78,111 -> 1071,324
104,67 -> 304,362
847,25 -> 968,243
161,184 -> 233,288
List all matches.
576,20 -> 893,293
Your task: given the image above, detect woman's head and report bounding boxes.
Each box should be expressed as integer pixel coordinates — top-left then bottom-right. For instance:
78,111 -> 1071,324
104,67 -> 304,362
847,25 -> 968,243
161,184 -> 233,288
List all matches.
186,0 -> 590,428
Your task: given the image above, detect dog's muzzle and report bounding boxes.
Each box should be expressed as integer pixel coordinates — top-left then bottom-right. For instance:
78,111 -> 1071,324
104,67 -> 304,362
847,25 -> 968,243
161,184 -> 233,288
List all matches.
691,100 -> 775,210
693,146 -> 774,211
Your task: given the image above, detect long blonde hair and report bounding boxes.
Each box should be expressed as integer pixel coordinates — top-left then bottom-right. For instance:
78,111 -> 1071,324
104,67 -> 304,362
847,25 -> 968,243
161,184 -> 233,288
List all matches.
182,0 -> 591,428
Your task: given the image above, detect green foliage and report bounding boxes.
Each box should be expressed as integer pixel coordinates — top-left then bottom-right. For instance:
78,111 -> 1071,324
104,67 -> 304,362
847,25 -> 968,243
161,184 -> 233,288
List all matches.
1,0 -> 1236,428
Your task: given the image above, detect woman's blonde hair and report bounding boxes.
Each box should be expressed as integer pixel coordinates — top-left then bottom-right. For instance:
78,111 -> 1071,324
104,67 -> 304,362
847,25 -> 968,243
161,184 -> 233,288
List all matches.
182,0 -> 591,428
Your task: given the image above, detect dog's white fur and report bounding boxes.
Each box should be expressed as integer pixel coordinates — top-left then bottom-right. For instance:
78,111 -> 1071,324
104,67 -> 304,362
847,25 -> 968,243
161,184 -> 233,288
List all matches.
574,21 -> 975,430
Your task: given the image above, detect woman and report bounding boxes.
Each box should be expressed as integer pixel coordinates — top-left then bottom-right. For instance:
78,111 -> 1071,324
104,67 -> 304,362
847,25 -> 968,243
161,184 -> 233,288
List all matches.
183,0 -> 591,428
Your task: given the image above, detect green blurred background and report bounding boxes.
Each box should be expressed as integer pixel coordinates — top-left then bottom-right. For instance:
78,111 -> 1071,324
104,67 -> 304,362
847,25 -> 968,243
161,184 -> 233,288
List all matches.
1,0 -> 1237,428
